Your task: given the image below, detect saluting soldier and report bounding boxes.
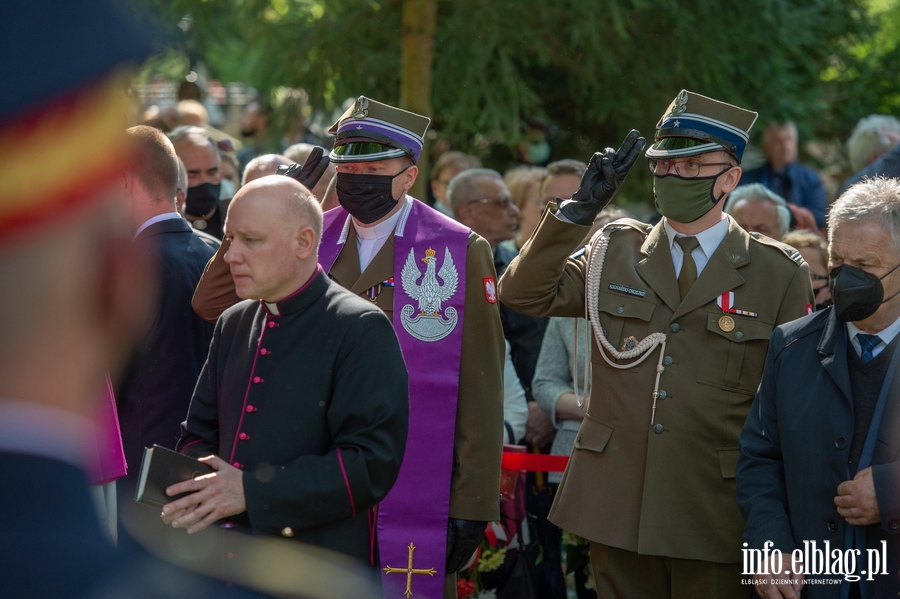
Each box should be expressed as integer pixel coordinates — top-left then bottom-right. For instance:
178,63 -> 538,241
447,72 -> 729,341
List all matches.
498,90 -> 814,598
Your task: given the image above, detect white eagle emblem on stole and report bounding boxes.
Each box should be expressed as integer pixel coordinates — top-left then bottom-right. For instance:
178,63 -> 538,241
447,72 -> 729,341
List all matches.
399,247 -> 459,342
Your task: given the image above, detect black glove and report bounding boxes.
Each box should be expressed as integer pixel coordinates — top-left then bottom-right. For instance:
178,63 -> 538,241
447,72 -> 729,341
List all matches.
275,146 -> 331,190
445,518 -> 487,573
558,129 -> 646,226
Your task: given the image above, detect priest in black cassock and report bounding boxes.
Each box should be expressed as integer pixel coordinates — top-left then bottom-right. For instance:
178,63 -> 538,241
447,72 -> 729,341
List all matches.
163,176 -> 410,565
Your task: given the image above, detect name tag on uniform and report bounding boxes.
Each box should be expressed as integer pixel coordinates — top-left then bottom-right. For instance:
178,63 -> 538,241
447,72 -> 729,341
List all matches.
609,283 -> 646,298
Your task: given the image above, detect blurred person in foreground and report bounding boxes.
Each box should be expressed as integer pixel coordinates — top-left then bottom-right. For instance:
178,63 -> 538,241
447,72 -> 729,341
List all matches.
499,90 -> 813,597
115,126 -> 215,499
164,176 -> 410,566
724,182 -> 791,240
737,176 -> 900,598
840,116 -> 900,195
740,121 -> 828,229
0,2 -> 342,597
782,228 -> 832,311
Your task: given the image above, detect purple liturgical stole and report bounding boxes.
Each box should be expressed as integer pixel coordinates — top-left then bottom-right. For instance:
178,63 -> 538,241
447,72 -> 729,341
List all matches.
320,198 -> 469,599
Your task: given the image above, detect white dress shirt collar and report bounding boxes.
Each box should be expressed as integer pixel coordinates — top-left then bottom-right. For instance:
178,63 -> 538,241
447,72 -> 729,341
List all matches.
134,212 -> 182,240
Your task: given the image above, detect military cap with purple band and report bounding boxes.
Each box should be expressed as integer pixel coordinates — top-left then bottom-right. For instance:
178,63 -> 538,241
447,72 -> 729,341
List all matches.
329,96 -> 431,164
646,90 -> 758,162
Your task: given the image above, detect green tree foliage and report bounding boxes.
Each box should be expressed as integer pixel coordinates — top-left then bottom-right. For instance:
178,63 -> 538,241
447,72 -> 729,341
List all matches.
146,0 -> 894,203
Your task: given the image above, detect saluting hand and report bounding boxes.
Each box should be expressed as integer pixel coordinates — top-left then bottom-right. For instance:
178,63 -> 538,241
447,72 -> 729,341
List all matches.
558,130 -> 646,226
161,455 -> 247,534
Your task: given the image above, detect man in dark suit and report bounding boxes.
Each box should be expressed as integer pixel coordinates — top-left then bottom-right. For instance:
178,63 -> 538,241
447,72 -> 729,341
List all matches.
737,176 -> 900,599
117,126 -> 216,496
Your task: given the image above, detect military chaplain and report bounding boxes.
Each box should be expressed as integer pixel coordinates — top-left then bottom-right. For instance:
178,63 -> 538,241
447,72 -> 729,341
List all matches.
191,97 -> 504,599
162,176 -> 410,565
498,90 -> 814,598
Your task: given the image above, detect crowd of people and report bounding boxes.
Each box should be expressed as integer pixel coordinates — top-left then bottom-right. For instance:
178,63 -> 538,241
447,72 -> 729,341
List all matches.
4,2 -> 900,599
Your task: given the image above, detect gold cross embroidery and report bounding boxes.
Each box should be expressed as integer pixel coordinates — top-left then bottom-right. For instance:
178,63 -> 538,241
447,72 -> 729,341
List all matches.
382,542 -> 436,598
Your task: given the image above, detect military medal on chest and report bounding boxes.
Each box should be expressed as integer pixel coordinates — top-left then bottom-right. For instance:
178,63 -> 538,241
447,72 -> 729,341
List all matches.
716,291 -> 758,332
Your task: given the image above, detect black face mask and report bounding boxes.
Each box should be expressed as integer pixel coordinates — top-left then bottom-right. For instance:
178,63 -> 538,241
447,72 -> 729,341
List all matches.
336,167 -> 410,224
830,262 -> 900,321
185,182 -> 221,217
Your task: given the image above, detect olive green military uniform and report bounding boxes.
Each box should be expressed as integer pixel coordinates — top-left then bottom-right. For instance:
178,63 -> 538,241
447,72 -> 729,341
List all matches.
498,206 -> 813,594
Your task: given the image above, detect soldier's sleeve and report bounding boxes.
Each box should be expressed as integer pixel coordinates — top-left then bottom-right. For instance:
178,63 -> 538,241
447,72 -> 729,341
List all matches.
774,256 -> 814,326
735,326 -> 797,554
497,203 -> 591,319
192,237 -> 241,323
449,234 -> 504,521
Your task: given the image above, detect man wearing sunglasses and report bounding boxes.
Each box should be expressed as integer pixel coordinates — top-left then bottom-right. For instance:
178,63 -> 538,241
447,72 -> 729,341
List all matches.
499,90 -> 813,598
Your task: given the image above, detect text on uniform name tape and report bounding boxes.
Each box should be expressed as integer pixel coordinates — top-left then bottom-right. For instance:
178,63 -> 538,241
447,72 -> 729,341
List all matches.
609,283 -> 646,298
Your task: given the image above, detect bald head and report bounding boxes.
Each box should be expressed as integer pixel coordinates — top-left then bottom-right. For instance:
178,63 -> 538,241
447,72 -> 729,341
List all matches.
242,153 -> 293,186
224,177 -> 323,302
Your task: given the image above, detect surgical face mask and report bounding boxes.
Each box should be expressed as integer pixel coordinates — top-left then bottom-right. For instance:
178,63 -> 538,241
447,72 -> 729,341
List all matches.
219,178 -> 236,200
524,140 -> 551,165
185,181 -> 221,217
830,262 -> 900,322
652,166 -> 731,223
336,167 -> 410,224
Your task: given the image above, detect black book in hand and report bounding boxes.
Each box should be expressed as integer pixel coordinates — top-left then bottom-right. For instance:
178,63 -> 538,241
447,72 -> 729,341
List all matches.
135,445 -> 216,509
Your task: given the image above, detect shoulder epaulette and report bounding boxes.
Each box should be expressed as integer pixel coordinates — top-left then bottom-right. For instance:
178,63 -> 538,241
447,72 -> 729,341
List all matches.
748,231 -> 805,266
604,217 -> 653,235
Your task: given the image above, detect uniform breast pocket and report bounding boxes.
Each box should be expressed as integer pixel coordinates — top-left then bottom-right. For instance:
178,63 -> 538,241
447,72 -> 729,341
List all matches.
594,290 -> 657,373
699,312 -> 773,395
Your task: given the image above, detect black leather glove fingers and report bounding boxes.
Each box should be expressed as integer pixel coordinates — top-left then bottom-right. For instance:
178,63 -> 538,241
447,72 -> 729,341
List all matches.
275,146 -> 330,190
610,129 -> 646,183
445,518 -> 487,573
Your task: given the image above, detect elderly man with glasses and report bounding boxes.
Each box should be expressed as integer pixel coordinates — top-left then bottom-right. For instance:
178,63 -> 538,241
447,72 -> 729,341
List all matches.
499,90 -> 814,598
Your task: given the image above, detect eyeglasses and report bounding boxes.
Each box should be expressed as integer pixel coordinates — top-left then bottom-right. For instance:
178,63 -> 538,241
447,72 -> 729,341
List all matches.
647,158 -> 735,178
466,197 -> 516,209
811,274 -> 829,282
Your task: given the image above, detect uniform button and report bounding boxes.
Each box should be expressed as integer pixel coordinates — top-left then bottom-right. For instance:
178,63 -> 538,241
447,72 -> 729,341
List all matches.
267,321 -> 276,328
281,527 -> 294,537
246,405 -> 256,412
834,437 -> 847,450
616,306 -> 625,314
226,552 -> 235,559
253,376 -> 262,384
652,423 -> 664,434
663,356 -> 673,367
669,323 -> 680,333
826,520 -> 837,533
657,390 -> 667,400
239,432 -> 249,440
232,462 -> 242,468
735,331 -> 744,340
260,348 -> 268,355
890,520 -> 900,530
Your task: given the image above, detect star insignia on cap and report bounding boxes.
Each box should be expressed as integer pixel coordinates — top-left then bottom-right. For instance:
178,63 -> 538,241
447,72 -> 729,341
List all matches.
356,125 -> 363,130
673,120 -> 681,128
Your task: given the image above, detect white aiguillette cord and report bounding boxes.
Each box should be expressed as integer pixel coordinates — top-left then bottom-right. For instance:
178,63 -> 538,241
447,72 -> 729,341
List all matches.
573,226 -> 667,425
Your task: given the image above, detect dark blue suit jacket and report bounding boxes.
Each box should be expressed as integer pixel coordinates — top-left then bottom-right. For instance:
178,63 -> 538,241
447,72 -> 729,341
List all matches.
118,217 -> 215,489
740,161 -> 828,229
736,309 -> 900,597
